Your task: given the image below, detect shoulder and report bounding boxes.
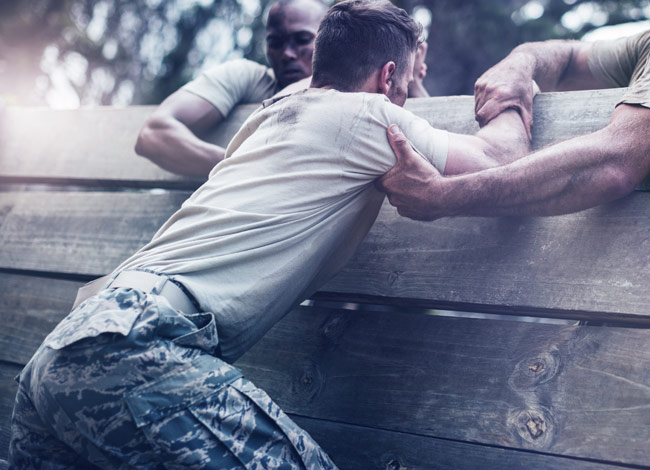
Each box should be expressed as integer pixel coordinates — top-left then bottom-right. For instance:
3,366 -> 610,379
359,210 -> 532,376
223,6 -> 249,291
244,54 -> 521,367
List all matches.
182,59 -> 277,114
200,59 -> 275,84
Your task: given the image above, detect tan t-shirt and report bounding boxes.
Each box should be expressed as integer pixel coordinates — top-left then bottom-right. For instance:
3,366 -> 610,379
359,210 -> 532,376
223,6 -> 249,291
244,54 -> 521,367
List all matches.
588,29 -> 650,107
182,59 -> 279,117
117,89 -> 448,361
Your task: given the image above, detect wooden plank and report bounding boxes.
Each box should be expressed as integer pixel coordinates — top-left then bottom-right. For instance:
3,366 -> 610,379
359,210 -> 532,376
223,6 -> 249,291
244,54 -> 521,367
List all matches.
0,106 -> 202,189
291,416 -> 640,470
3,296 -> 649,468
0,273 -> 82,365
2,90 -> 648,189
407,88 -> 648,190
0,104 -> 256,187
0,368 -> 636,469
235,306 -> 650,467
0,362 -> 20,462
321,190 -> 650,322
2,190 -> 650,321
405,88 -> 621,150
0,191 -> 190,278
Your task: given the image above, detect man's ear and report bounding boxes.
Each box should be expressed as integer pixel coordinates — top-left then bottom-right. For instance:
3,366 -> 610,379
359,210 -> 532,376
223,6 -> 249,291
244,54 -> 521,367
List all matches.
378,61 -> 397,95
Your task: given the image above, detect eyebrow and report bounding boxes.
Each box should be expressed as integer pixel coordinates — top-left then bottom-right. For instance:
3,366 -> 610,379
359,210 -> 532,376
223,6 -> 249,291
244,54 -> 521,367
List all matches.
266,30 -> 316,38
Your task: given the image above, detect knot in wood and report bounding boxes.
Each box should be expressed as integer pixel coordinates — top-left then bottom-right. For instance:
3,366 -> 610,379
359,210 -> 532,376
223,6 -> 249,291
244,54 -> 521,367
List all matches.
509,351 -> 560,391
385,459 -> 406,470
293,361 -> 323,402
526,415 -> 545,439
387,271 -> 402,287
509,407 -> 554,448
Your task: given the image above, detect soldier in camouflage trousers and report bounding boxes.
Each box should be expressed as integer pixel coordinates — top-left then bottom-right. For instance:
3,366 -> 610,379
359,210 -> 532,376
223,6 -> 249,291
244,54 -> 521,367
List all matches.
10,285 -> 336,469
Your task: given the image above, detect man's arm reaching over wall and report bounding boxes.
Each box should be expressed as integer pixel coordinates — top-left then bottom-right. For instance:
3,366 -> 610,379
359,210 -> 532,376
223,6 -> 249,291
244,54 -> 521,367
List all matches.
378,103 -> 650,220
474,40 -> 604,137
135,90 -> 227,178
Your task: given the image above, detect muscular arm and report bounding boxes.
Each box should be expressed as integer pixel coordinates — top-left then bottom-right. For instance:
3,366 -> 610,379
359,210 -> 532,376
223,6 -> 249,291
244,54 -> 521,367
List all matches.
474,40 -> 610,135
379,104 -> 650,219
135,90 -> 227,178
443,107 -> 531,175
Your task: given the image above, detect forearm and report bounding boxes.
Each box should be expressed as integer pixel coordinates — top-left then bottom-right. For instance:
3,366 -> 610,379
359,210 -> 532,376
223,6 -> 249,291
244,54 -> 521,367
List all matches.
506,40 -> 594,92
475,108 -> 531,165
444,109 -> 531,175
135,118 -> 225,178
439,128 -> 640,217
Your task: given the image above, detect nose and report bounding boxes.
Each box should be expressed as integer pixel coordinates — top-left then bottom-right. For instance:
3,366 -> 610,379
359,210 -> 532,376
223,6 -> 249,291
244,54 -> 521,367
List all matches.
282,43 -> 298,61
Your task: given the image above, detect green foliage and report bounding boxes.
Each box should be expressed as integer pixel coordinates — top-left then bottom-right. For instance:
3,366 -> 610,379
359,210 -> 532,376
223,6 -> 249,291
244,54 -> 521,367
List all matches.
1,0 -> 649,106
395,0 -> 650,96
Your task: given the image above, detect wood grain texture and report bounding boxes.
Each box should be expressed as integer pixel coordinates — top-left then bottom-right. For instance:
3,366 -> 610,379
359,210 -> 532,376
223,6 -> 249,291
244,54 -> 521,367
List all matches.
0,366 -> 640,468
291,416 -> 640,470
0,362 -> 20,462
2,190 -> 650,322
2,90 -> 648,188
0,191 -> 190,276
321,190 -> 650,321
236,306 -> 650,467
0,107 -> 201,188
405,88 -> 621,149
0,274 -> 82,365
3,301 -> 650,467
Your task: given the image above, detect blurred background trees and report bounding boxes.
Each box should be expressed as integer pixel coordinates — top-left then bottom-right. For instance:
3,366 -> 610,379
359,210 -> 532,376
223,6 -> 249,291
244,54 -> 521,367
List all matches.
1,0 -> 649,107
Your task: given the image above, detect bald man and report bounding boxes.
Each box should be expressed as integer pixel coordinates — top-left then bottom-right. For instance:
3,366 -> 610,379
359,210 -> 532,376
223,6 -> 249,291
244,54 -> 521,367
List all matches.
135,0 -> 328,178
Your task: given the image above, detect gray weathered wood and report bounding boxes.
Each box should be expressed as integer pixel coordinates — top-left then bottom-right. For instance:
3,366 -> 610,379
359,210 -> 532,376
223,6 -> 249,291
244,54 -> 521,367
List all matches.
0,367 -> 638,468
322,190 -> 650,322
0,274 -> 80,365
2,89 -> 650,467
235,306 -> 650,468
2,190 -> 650,322
405,88 -> 623,149
2,89 -> 648,189
3,297 -> 650,468
291,416 -> 640,470
0,362 -> 20,462
0,106 -> 201,188
0,191 -> 190,277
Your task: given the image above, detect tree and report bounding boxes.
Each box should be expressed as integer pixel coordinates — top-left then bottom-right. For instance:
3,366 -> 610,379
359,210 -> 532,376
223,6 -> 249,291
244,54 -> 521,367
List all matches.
1,0 -> 649,106
394,0 -> 650,96
0,0 -> 273,106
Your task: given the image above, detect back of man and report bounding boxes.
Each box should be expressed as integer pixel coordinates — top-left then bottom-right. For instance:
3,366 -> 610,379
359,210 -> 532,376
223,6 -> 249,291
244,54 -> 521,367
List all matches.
117,87 -> 448,361
9,1 -> 427,468
9,0 -> 530,468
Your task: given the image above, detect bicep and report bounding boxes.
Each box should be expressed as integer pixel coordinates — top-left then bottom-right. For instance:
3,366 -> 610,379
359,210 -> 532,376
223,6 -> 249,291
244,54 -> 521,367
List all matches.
556,42 -> 616,91
444,133 -> 496,175
151,90 -> 225,135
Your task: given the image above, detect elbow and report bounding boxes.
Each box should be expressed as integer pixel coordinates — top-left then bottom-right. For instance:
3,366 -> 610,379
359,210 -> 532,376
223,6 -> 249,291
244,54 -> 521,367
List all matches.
134,118 -> 167,164
134,122 -> 154,159
599,164 -> 639,202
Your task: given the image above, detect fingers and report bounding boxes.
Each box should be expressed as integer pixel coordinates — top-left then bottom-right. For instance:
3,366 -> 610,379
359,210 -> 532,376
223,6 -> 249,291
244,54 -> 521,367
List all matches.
386,124 -> 410,158
376,125 -> 408,192
519,105 -> 534,142
475,98 -> 510,128
413,41 -> 428,80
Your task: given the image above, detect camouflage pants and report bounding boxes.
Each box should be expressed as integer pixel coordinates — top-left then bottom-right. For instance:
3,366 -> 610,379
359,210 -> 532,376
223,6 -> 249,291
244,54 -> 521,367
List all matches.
9,285 -> 337,469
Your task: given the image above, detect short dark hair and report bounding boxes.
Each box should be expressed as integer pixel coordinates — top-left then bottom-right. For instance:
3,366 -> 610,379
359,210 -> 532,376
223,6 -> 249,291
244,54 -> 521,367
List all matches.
312,0 -> 422,91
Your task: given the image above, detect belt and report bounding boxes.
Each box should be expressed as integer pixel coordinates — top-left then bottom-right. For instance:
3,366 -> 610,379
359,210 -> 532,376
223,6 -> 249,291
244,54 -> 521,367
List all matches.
73,270 -> 199,314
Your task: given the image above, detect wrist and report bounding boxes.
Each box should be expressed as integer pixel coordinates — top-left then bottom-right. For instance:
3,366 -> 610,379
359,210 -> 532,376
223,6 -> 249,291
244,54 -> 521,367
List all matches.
507,49 -> 538,83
